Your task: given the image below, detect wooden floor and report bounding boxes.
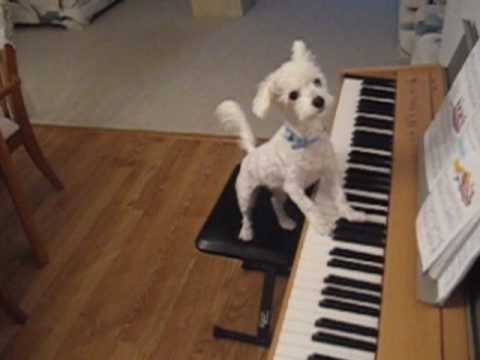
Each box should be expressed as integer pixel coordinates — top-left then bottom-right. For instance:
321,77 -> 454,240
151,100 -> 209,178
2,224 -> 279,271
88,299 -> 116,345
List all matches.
0,126 -> 287,360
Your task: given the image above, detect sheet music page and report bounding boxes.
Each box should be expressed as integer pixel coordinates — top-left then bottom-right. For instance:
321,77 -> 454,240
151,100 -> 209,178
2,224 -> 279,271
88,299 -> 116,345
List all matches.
437,219 -> 480,303
423,41 -> 480,189
428,202 -> 478,279
416,154 -> 480,272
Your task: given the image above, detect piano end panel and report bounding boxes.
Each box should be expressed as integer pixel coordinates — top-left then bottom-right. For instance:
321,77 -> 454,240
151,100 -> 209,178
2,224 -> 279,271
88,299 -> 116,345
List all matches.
442,291 -> 471,360
377,68 -> 443,360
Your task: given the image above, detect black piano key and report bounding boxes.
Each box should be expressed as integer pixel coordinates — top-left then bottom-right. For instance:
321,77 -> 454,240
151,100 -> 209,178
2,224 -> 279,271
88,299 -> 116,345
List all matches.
344,174 -> 390,189
334,223 -> 386,240
363,78 -> 396,88
334,227 -> 385,242
322,285 -> 382,304
346,167 -> 391,182
355,116 -> 394,130
312,331 -> 377,353
346,166 -> 392,180
319,299 -> 380,317
352,131 -> 393,152
351,137 -> 392,152
334,224 -> 385,238
352,205 -> 388,217
349,149 -> 392,162
336,219 -> 387,233
330,247 -> 384,264
344,179 -> 391,195
328,258 -> 384,276
315,318 -> 379,337
360,87 -> 395,100
346,193 -> 389,207
344,180 -> 391,195
345,172 -> 391,187
358,99 -> 395,116
308,354 -> 346,360
355,129 -> 393,142
325,275 -> 382,293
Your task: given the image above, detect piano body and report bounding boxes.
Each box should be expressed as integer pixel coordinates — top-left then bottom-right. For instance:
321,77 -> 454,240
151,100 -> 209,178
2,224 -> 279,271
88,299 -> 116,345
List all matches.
267,65 -> 473,360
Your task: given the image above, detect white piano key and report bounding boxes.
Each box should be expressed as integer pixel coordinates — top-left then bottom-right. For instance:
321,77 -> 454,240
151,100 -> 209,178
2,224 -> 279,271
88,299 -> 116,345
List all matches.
360,95 -> 395,104
276,333 -> 375,360
363,84 -> 395,92
346,162 -> 392,174
357,112 -> 394,122
364,214 -> 388,225
331,79 -> 362,168
348,146 -> 392,157
348,201 -> 388,212
353,126 -> 393,136
280,322 -> 377,344
304,239 -> 385,257
288,290 -> 380,311
345,189 -> 389,201
284,303 -> 379,329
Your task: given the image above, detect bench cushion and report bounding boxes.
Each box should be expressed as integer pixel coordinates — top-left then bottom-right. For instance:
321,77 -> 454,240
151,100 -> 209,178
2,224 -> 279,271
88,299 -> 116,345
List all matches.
196,165 -> 304,267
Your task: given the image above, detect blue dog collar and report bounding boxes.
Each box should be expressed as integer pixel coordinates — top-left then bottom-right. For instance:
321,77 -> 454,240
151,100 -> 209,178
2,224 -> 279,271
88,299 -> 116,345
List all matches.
284,127 -> 320,150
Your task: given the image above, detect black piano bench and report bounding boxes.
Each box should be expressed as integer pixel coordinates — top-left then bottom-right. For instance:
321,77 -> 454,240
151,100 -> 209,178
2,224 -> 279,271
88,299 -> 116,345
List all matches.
195,165 -> 304,347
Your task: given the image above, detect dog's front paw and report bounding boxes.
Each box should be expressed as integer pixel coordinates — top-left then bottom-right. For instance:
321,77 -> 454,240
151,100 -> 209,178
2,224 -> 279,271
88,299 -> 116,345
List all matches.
239,225 -> 254,242
307,208 -> 335,236
341,207 -> 368,223
279,217 -> 297,231
311,222 -> 331,236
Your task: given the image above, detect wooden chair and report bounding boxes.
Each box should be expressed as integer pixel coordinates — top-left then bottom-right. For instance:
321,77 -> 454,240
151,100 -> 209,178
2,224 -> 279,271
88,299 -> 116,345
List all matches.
0,44 -> 63,321
0,43 -> 63,265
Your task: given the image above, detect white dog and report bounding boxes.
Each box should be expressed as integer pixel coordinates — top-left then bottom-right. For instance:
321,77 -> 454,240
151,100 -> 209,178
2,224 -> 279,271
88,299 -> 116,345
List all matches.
216,40 -> 367,241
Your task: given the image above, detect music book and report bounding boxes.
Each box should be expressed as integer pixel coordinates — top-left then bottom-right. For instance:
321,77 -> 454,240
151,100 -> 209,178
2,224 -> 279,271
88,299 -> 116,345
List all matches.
416,40 -> 480,304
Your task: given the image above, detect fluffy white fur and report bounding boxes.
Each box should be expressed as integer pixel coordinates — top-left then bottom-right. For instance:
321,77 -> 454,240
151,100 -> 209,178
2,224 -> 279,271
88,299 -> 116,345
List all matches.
216,40 -> 367,241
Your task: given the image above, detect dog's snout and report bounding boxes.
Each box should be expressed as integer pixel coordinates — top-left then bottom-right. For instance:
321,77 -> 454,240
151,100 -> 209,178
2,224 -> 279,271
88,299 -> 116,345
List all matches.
312,96 -> 325,109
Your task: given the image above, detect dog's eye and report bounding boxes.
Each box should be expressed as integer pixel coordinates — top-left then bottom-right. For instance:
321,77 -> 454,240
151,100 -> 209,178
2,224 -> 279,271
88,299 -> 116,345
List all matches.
289,91 -> 299,101
314,78 -> 322,86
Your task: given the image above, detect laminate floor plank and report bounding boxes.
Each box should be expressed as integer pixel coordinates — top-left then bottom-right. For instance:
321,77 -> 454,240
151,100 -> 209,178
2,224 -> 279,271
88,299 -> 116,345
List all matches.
0,127 -> 282,360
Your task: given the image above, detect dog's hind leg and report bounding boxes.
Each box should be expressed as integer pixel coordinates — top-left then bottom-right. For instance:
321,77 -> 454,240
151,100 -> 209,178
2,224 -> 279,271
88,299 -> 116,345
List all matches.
236,171 -> 257,241
271,190 -> 297,230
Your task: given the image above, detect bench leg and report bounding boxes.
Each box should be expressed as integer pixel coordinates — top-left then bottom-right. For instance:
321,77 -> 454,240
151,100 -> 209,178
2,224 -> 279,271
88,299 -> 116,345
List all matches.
242,260 -> 290,276
213,265 -> 275,347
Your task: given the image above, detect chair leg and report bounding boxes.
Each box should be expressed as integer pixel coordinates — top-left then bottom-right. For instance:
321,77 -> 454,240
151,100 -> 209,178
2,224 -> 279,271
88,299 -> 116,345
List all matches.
0,290 -> 27,324
5,60 -> 63,191
0,137 -> 48,267
21,127 -> 63,191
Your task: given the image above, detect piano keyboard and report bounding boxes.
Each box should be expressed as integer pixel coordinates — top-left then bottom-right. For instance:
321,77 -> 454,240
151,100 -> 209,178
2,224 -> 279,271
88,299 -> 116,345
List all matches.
272,76 -> 397,360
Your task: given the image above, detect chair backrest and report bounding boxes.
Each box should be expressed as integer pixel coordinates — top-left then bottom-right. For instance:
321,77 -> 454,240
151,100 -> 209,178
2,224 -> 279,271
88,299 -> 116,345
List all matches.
0,45 -> 30,128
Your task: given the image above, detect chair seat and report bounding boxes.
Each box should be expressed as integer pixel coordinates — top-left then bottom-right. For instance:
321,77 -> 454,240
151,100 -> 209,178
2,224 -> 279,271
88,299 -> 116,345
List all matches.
196,165 -> 304,267
0,117 -> 18,139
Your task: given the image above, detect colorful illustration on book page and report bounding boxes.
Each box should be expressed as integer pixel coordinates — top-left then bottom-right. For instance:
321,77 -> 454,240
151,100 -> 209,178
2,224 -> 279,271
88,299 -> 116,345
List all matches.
453,159 -> 475,206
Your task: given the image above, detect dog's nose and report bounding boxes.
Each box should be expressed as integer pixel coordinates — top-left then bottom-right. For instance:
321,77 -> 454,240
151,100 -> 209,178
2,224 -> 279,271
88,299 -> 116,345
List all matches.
312,96 -> 325,109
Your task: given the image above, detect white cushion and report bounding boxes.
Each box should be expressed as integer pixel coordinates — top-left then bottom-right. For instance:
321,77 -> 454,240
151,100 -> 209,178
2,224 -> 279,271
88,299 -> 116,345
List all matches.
0,116 -> 18,139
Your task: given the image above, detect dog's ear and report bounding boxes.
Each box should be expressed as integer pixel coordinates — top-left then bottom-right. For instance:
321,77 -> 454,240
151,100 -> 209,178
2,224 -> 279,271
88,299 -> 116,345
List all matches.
253,75 -> 274,119
291,40 -> 313,62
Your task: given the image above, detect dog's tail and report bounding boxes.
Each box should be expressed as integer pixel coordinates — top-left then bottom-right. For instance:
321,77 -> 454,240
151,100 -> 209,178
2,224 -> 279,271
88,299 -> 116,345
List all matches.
216,100 -> 256,153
